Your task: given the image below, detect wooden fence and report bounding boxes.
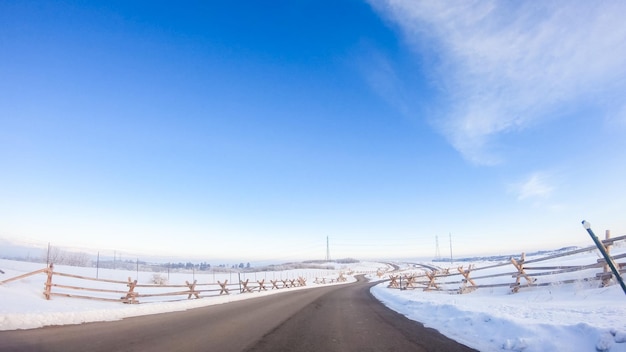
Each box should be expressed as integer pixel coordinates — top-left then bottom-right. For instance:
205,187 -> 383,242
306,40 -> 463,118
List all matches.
0,265 -> 350,304
387,234 -> 626,294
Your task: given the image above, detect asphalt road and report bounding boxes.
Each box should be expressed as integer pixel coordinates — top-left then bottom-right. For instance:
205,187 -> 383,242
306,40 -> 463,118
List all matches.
0,276 -> 476,352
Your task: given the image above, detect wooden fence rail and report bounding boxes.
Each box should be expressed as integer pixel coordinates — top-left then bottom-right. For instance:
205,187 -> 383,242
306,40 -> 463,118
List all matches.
388,234 -> 626,294
0,267 -> 48,285
0,264 -> 349,304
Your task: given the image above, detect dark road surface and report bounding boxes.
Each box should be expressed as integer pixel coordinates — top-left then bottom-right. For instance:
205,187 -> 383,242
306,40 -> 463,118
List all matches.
0,276 -> 476,352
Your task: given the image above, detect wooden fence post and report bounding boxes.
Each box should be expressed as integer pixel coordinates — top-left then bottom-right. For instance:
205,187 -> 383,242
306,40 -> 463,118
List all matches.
186,280 -> 200,299
424,271 -> 439,291
43,263 -> 54,300
602,230 -> 612,287
218,280 -> 229,295
404,274 -> 416,289
125,277 -> 138,304
511,252 -> 535,293
240,279 -> 253,293
388,275 -> 399,288
458,265 -> 477,294
337,273 -> 346,282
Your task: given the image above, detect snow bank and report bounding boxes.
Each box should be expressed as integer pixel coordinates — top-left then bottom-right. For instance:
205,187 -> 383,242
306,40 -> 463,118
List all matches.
370,249 -> 626,352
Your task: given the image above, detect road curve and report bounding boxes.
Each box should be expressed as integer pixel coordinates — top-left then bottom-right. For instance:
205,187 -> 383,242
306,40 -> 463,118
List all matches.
0,276 -> 476,352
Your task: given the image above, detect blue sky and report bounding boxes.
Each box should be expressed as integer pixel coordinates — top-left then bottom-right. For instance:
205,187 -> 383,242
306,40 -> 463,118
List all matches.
1,1 -> 625,262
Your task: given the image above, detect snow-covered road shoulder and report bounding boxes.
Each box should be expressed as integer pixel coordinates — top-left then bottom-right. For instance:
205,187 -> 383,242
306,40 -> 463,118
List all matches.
0,259 -> 381,331
371,281 -> 626,352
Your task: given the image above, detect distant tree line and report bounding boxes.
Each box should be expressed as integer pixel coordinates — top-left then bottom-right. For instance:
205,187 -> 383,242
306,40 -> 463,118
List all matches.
156,262 -> 251,271
42,246 -> 90,267
161,262 -> 212,270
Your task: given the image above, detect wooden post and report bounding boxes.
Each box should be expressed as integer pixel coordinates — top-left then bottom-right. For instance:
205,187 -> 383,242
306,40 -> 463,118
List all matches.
603,230 -> 612,287
44,263 -> 54,300
404,275 -> 416,289
424,271 -> 439,291
337,273 -> 346,282
297,277 -> 307,287
257,279 -> 267,292
388,275 -> 399,288
511,252 -> 535,293
458,265 -> 477,294
186,280 -> 200,299
218,280 -> 229,295
124,277 -> 138,304
240,279 -> 253,293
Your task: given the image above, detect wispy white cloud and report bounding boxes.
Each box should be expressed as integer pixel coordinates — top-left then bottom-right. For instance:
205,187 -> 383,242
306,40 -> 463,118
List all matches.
369,0 -> 626,164
353,42 -> 408,115
512,172 -> 554,201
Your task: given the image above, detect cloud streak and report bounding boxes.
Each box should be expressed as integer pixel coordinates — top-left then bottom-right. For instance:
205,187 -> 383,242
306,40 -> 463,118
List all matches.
513,172 -> 554,201
370,0 -> 626,164
353,42 -> 408,115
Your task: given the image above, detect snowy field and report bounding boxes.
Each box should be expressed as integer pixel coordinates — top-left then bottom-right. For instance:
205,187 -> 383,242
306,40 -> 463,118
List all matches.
2,247 -> 626,352
370,247 -> 626,352
0,259 -> 376,330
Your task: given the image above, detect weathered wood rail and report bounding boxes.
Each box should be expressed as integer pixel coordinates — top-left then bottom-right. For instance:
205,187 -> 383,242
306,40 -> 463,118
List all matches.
0,265 -> 350,304
388,234 -> 626,294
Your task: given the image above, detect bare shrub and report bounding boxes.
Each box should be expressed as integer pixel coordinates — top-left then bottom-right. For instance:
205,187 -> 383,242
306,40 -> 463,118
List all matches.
151,273 -> 168,285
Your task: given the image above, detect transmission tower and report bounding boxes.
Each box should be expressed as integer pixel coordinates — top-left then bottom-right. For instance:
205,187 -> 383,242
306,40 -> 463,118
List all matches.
435,236 -> 441,260
449,232 -> 453,263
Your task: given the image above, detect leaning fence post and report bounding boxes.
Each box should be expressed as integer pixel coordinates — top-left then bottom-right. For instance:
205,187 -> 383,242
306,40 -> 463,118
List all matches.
43,263 -> 54,300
